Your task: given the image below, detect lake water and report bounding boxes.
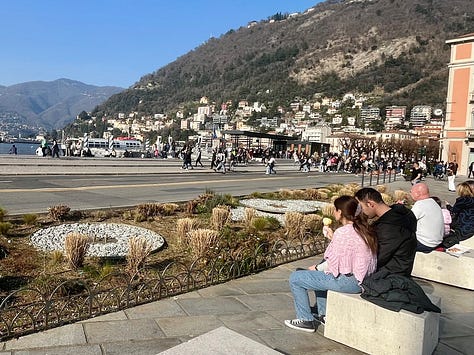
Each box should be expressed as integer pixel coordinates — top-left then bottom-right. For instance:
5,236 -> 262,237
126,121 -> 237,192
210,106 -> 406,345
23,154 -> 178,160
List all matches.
0,142 -> 39,155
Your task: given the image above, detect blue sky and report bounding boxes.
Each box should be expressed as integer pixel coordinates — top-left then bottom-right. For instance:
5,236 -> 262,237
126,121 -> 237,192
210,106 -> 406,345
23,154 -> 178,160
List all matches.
1,0 -> 321,88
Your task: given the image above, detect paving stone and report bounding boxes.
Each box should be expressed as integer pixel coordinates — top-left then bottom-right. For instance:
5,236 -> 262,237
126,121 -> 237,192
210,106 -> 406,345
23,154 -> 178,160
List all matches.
169,290 -> 202,299
230,278 -> 290,294
14,344 -> 102,355
124,299 -> 187,319
157,326 -> 281,355
218,311 -> 284,332
440,314 -> 474,338
83,318 -> 164,343
434,342 -> 465,355
4,324 -> 86,350
439,335 -> 474,355
176,296 -> 250,316
255,327 -> 361,355
236,293 -> 293,311
102,338 -> 182,355
155,315 -> 224,337
196,283 -> 246,297
442,312 -> 474,331
80,310 -> 128,323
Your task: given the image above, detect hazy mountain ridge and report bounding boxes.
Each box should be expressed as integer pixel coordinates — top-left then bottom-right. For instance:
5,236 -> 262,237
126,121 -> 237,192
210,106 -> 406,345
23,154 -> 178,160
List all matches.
0,79 -> 123,132
93,0 -> 474,119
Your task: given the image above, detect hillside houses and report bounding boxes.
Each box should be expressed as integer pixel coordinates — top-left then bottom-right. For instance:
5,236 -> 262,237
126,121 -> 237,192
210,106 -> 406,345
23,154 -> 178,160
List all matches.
97,91 -> 444,156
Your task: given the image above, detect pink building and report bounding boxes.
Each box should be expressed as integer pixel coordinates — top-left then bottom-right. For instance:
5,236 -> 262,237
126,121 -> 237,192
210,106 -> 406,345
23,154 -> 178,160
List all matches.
444,33 -> 474,174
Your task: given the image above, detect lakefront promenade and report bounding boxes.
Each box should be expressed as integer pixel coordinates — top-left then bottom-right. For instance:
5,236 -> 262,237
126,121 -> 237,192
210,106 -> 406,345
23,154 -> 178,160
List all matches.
0,156 -> 473,354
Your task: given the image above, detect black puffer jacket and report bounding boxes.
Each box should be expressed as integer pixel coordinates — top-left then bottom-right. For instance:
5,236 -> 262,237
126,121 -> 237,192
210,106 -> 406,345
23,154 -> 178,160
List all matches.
448,196 -> 474,240
361,270 -> 441,314
375,204 -> 417,276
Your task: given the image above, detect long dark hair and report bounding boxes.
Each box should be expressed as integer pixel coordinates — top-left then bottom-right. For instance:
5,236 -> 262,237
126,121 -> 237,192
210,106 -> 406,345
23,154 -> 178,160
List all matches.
334,195 -> 378,254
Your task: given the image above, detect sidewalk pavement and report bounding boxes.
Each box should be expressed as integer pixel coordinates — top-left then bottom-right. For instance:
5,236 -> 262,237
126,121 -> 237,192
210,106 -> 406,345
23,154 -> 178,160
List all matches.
1,256 -> 473,355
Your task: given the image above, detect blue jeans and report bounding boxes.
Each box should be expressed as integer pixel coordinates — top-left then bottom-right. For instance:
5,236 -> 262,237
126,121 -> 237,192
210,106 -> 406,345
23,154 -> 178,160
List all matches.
289,270 -> 361,321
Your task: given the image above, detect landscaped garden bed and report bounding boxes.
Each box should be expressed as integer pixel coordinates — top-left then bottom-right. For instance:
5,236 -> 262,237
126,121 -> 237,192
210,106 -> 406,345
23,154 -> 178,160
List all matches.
0,183 -> 409,341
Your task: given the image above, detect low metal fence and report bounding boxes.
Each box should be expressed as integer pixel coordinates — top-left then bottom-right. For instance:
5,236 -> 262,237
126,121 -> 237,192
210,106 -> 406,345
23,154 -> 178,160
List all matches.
0,235 -> 328,341
360,169 -> 399,187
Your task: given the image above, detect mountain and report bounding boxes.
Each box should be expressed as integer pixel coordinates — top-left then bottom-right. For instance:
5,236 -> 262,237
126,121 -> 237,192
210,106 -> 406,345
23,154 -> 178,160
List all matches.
0,79 -> 123,134
93,0 -> 474,120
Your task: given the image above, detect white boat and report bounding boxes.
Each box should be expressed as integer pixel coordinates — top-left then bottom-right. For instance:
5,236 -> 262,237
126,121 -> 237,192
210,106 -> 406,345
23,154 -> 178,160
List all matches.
62,137 -> 143,157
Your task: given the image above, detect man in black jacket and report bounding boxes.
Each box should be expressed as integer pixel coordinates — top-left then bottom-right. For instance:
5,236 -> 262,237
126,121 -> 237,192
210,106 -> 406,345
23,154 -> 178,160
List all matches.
355,188 -> 417,276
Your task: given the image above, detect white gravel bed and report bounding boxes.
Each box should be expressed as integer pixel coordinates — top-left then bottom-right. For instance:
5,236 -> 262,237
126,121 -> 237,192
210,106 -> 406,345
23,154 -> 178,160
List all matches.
30,223 -> 165,257
232,199 -> 330,225
239,198 -> 329,214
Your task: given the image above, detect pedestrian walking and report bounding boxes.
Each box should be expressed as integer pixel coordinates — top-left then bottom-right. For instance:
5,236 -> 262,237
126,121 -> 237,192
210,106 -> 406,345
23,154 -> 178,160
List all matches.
51,140 -> 60,158
195,147 -> 203,167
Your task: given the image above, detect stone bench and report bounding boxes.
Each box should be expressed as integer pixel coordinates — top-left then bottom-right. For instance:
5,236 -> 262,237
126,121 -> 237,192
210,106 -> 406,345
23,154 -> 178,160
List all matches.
324,291 -> 440,355
411,250 -> 474,290
460,235 -> 474,249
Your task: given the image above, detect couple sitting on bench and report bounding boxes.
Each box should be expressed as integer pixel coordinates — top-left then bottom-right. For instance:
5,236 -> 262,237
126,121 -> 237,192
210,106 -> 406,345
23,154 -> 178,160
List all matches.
285,188 -> 440,333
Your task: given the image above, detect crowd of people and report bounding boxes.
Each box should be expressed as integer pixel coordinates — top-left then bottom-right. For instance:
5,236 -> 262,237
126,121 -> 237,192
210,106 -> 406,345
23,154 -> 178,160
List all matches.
284,179 -> 474,333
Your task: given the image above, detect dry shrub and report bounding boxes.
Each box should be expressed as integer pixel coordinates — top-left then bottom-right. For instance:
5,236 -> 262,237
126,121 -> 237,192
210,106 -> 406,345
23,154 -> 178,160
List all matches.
211,205 -> 230,230
244,207 -> 257,226
0,222 -> 12,236
321,204 -> 335,217
376,185 -> 387,193
122,210 -> 133,220
0,207 -> 6,222
22,213 -> 38,225
48,204 -> 71,221
64,232 -> 90,269
291,190 -> 306,199
91,210 -> 111,221
136,203 -> 161,217
381,193 -> 394,205
327,184 -> 344,192
393,190 -> 409,202
159,203 -> 180,216
285,212 -> 305,239
49,250 -> 64,267
279,189 -> 294,199
338,188 -> 354,196
318,191 -> 329,200
317,188 -> 331,194
127,236 -> 152,275
305,188 -> 321,200
188,229 -> 219,257
303,214 -> 322,232
176,218 -> 199,246
346,183 -> 361,193
330,194 -> 340,203
185,200 -> 199,215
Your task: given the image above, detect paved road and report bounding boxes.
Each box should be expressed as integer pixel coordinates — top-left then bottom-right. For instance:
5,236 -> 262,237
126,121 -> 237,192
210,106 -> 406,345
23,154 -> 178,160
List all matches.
0,155 -> 466,215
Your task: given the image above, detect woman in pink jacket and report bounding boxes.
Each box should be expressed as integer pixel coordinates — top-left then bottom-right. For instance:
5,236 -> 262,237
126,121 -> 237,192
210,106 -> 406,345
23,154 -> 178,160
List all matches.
285,195 -> 378,333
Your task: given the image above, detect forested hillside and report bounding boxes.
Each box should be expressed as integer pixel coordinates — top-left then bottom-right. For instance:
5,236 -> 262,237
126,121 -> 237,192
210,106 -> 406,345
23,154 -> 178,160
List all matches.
94,0 -> 474,118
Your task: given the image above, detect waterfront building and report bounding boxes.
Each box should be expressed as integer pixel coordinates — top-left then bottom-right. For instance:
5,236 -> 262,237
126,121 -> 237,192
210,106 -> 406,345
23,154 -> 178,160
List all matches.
360,106 -> 380,124
301,123 -> 332,142
444,33 -> 474,173
385,106 -> 406,130
410,105 -> 432,127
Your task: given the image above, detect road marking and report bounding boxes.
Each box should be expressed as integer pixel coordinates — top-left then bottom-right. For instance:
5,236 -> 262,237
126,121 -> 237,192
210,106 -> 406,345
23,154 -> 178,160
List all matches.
0,176 -> 297,193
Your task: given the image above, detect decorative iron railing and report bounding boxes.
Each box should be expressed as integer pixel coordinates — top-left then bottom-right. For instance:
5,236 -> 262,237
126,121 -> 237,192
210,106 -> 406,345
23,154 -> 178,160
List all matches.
0,235 -> 328,341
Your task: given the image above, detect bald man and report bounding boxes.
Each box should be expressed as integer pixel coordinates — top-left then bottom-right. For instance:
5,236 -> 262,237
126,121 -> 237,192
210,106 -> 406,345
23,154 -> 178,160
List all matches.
410,183 -> 444,252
